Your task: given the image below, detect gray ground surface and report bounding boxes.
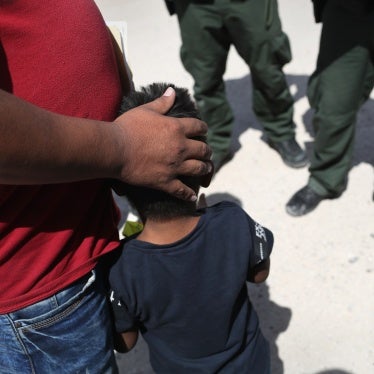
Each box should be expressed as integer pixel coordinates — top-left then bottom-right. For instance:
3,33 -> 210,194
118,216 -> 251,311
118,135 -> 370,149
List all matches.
95,1 -> 374,373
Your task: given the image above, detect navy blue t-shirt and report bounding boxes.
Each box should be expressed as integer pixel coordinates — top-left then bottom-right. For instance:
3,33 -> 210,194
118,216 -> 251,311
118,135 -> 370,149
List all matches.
109,201 -> 273,373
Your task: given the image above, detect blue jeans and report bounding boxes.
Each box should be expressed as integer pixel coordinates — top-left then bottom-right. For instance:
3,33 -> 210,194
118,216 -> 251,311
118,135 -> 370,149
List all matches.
0,270 -> 118,374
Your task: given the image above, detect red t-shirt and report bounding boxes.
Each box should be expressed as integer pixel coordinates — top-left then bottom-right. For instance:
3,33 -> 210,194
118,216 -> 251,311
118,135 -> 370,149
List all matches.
0,0 -> 123,313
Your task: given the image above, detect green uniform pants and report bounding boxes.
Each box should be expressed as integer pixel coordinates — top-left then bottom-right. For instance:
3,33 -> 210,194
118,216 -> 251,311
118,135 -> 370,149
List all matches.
307,0 -> 374,197
174,0 -> 295,159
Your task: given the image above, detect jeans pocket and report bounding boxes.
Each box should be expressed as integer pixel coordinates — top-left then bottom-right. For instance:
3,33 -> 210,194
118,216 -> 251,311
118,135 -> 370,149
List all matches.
9,272 -> 117,373
12,272 -> 95,332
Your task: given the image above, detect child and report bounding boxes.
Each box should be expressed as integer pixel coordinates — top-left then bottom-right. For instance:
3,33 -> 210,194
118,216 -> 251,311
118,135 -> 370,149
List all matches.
108,83 -> 274,373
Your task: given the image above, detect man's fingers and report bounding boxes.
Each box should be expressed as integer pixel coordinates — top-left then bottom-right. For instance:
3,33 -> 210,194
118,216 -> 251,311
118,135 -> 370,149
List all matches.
165,179 -> 198,202
199,160 -> 214,188
178,117 -> 208,138
177,159 -> 213,178
141,87 -> 176,115
182,138 -> 212,163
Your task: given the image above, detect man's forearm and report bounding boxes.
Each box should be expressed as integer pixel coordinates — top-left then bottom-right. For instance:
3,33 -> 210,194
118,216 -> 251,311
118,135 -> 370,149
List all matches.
0,89 -> 123,184
0,87 -> 211,201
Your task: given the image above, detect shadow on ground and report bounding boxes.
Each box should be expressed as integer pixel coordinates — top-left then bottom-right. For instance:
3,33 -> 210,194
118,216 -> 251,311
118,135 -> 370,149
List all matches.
226,73 -> 374,169
314,370 -> 355,374
116,336 -> 152,374
248,282 -> 292,374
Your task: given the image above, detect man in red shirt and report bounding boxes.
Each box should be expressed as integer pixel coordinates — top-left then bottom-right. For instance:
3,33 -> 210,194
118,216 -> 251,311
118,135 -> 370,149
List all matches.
0,1 -> 211,372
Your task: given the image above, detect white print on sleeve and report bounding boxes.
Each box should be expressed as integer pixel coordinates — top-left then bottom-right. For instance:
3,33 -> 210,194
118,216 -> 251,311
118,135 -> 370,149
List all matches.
255,222 -> 267,242
109,290 -> 122,307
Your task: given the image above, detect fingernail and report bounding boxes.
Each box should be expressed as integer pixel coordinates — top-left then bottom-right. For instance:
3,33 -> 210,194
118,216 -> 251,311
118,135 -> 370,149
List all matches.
163,87 -> 174,97
190,194 -> 197,202
207,162 -> 213,173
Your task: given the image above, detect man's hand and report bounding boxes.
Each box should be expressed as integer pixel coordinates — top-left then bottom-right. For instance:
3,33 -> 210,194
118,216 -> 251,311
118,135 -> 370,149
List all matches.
0,87 -> 210,197
114,87 -> 212,201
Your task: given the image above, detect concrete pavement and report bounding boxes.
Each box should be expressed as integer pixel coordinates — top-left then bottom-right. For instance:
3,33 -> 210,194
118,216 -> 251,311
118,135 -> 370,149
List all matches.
95,1 -> 374,373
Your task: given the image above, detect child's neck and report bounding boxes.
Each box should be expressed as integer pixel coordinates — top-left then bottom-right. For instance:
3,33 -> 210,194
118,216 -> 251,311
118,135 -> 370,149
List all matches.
137,215 -> 200,245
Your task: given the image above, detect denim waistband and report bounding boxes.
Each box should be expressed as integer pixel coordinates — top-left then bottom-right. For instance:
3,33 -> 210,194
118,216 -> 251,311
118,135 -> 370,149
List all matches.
8,271 -> 95,321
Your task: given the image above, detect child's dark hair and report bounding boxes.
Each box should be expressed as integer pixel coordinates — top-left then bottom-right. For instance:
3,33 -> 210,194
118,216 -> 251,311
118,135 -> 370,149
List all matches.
119,83 -> 204,221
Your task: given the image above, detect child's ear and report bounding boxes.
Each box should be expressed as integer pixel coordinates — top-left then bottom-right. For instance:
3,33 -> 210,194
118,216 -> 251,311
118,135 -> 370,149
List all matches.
200,160 -> 214,188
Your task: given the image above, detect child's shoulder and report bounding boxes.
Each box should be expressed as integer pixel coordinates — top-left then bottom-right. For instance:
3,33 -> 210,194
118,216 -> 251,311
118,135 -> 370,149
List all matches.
111,236 -> 141,266
118,235 -> 140,255
206,200 -> 245,214
201,200 -> 249,226
208,199 -> 240,209
108,237 -> 140,280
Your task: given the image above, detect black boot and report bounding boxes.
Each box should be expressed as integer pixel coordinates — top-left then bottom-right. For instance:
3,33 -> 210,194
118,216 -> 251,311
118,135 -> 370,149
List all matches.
268,138 -> 308,168
286,185 -> 324,216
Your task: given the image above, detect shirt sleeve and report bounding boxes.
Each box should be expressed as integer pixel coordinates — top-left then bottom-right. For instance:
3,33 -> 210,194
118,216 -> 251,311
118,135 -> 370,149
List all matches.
108,288 -> 138,333
247,215 -> 274,268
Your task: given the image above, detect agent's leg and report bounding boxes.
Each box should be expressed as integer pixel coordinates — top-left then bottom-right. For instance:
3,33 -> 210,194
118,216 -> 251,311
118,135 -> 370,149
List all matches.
174,1 -> 233,170
287,0 -> 374,215
226,0 -> 307,167
308,53 -> 374,197
0,270 -> 118,374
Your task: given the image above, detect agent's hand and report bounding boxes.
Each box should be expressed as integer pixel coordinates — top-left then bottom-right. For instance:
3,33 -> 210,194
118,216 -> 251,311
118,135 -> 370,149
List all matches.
114,87 -> 212,201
